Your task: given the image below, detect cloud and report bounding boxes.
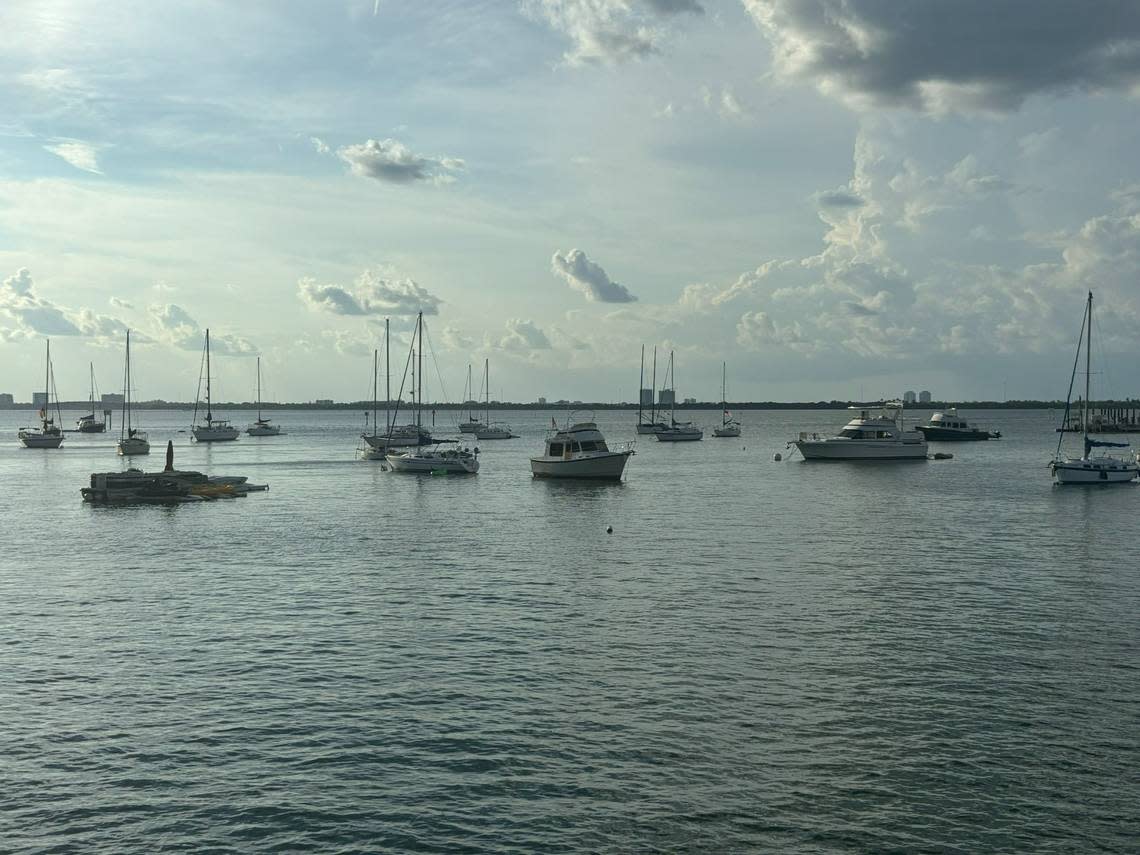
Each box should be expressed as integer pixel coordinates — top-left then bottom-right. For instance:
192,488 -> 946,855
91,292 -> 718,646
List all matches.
1,268 -> 83,336
337,138 -> 464,185
443,326 -> 474,350
44,140 -> 103,174
744,0 -> 1140,113
310,136 -> 330,155
524,0 -> 702,65
815,188 -> 866,209
148,303 -> 255,356
298,270 -> 442,316
552,249 -> 638,303
109,296 -> 134,310
493,318 -> 552,351
736,310 -> 812,351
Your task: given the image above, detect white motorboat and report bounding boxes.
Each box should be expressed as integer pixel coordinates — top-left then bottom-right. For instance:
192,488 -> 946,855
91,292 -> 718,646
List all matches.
386,444 -> 479,474
712,362 -> 742,438
635,344 -> 668,434
246,357 -> 282,436
915,408 -> 1000,441
18,339 -> 65,449
1051,292 -> 1138,485
794,402 -> 928,460
116,329 -> 150,456
474,359 -> 517,439
530,419 -> 634,480
191,329 -> 240,442
654,350 -> 702,441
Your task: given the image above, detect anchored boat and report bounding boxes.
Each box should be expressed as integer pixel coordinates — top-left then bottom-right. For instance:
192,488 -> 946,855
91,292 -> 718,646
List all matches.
793,402 -> 927,460
530,418 -> 634,480
915,408 -> 999,441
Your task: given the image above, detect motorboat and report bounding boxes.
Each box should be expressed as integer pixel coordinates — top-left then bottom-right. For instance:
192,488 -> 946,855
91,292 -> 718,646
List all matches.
653,350 -> 702,441
793,402 -> 928,460
245,357 -> 282,436
1051,292 -> 1138,484
18,339 -> 65,449
530,419 -> 634,480
191,329 -> 240,442
386,444 -> 479,474
116,330 -> 150,456
76,363 -> 107,432
712,361 -> 742,438
916,408 -> 999,441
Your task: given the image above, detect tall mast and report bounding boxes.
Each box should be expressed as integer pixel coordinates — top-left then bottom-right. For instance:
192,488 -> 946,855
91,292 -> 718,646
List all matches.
385,318 -> 391,432
722,361 -> 727,426
670,350 -> 676,422
638,345 -> 645,424
89,362 -> 95,416
650,346 -> 658,423
416,312 -> 423,429
43,339 -> 50,427
1084,291 -> 1092,452
256,356 -> 262,421
123,330 -> 131,438
372,348 -> 378,438
485,358 -> 490,426
205,328 -> 212,422
468,364 -> 474,421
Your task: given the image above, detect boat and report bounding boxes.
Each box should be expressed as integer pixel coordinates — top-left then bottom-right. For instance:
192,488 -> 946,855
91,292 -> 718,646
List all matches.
712,362 -> 742,438
915,408 -> 999,440
191,329 -> 240,442
1051,291 -> 1138,484
386,444 -> 479,474
655,351 -> 703,442
360,316 -> 435,451
793,402 -> 928,460
635,345 -> 668,434
116,329 -> 150,456
474,359 -> 517,439
530,417 -> 634,480
18,339 -> 65,449
458,364 -> 483,433
83,441 -> 268,503
76,363 -> 107,432
246,357 -> 282,436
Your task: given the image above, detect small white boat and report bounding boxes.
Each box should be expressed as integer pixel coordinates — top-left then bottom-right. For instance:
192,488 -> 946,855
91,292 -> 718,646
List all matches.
18,339 -> 65,449
1051,292 -> 1138,485
794,402 -> 928,460
191,329 -> 240,442
116,329 -> 150,456
386,444 -> 479,474
246,357 -> 282,436
653,350 -> 702,441
76,363 -> 107,432
530,419 -> 634,480
712,362 -> 742,438
473,359 -> 516,439
458,364 -> 483,433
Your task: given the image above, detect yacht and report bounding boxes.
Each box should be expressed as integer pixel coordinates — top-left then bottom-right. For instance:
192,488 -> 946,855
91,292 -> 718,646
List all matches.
191,329 -> 240,442
654,350 -> 703,442
386,444 -> 479,474
916,408 -> 999,441
1051,292 -> 1138,484
530,419 -> 635,480
793,402 -> 928,460
712,362 -> 742,438
116,329 -> 150,456
18,339 -> 65,449
246,357 -> 282,436
474,359 -> 517,440
635,345 -> 668,435
76,363 -> 107,432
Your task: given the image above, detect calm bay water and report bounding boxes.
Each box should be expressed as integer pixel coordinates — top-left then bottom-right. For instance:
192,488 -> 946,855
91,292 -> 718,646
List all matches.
1,407 -> 1138,852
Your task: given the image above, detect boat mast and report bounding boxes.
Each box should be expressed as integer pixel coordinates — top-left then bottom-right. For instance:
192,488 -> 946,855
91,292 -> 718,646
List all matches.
416,312 -> 423,429
372,348 -> 378,438
89,362 -> 95,417
467,364 -> 474,421
722,361 -> 727,426
43,339 -> 50,428
205,328 -> 212,423
484,358 -> 490,427
123,330 -> 131,438
385,318 -> 391,433
256,356 -> 262,422
670,351 -> 676,424
650,346 -> 658,424
638,345 -> 645,424
1084,291 -> 1092,456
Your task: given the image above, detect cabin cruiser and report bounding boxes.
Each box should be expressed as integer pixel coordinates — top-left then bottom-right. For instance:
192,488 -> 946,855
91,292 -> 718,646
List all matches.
793,402 -> 928,460
916,408 -> 1000,441
530,420 -> 634,480
655,419 -> 703,442
386,443 -> 479,474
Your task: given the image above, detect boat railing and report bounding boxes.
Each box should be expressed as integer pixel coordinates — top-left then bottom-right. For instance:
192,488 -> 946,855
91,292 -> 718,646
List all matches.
798,431 -> 823,441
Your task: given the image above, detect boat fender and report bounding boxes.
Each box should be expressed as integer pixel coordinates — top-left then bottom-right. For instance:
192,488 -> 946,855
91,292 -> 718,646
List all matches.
606,525 -> 613,534
773,452 -> 782,462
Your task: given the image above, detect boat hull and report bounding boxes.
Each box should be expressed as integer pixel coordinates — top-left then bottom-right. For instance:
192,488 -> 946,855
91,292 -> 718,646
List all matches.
1051,458 -> 1139,484
77,421 -> 106,433
475,430 -> 515,440
386,452 -> 478,474
712,426 -> 741,438
916,426 -> 997,441
246,426 -> 282,436
656,429 -> 703,442
117,437 -> 151,456
795,439 -> 928,460
18,431 -> 64,448
636,422 -> 667,435
362,431 -> 431,448
458,422 -> 481,433
192,426 -> 240,442
530,452 -> 632,480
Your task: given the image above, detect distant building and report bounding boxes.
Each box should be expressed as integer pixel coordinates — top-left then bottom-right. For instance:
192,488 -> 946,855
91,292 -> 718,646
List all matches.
101,393 -> 125,407
315,398 -> 334,407
919,390 -> 932,404
32,391 -> 47,406
0,393 -> 13,406
639,388 -> 654,407
683,397 -> 697,405
658,389 -> 675,407
537,397 -> 547,405
903,390 -> 917,404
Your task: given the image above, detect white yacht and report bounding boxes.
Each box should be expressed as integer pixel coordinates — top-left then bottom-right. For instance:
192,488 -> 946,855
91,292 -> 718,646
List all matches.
116,329 -> 150,456
386,444 -> 479,474
530,419 -> 634,480
1051,292 -> 1138,484
246,357 -> 282,436
191,329 -> 240,442
18,339 -> 65,449
794,402 -> 928,460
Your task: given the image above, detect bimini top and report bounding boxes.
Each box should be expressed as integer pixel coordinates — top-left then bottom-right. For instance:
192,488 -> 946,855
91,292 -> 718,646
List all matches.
548,421 -> 606,443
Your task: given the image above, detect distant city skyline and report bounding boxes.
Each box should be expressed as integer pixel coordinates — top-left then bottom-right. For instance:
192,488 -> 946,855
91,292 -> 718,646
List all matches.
3,3 -> 1140,405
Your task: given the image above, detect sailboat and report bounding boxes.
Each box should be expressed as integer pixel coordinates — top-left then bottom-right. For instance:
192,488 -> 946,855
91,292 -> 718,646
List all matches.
117,329 -> 150,456
246,357 -> 282,436
458,364 -> 483,433
1050,291 -> 1138,484
655,350 -> 702,442
18,339 -> 65,448
361,316 -> 433,451
475,358 -> 517,439
636,345 -> 668,434
712,362 -> 741,438
191,329 -> 240,442
76,363 -> 107,432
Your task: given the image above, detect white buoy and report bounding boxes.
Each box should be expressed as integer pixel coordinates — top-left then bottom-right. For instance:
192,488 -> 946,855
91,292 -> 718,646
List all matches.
773,452 -> 782,461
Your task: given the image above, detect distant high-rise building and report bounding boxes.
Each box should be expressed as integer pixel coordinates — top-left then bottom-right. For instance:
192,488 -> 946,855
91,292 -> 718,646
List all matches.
683,397 -> 697,405
315,398 -> 334,406
903,390 -> 917,404
537,397 -> 547,405
639,388 -> 654,407
101,393 -> 125,407
0,393 -> 13,406
919,390 -> 932,403
32,391 -> 47,406
658,389 -> 675,407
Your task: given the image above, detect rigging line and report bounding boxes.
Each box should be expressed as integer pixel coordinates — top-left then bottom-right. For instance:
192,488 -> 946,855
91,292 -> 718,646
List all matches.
386,322 -> 417,440
192,338 -> 207,426
422,322 -> 451,405
1055,297 -> 1088,459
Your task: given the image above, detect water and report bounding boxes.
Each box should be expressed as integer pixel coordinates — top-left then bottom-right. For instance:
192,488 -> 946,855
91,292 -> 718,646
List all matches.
2,408 -> 1137,853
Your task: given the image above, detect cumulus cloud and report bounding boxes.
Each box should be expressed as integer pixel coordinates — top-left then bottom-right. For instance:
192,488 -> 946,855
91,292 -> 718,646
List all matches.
45,140 -> 102,174
524,0 -> 703,65
552,249 -> 638,303
337,138 -> 464,185
443,326 -> 474,350
0,268 -> 132,340
493,318 -> 552,351
744,0 -> 1140,113
148,303 -> 255,356
298,270 -> 442,316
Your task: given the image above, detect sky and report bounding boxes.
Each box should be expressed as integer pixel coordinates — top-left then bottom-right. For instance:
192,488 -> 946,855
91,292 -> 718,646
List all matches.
2,0 -> 1140,405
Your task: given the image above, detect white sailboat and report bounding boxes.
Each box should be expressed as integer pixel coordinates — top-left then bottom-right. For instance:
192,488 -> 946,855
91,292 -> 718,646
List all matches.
475,358 -> 517,440
636,345 -> 668,434
458,364 -> 483,433
76,363 -> 107,433
191,328 -> 240,442
1051,291 -> 1138,484
18,339 -> 65,448
360,316 -> 434,452
712,361 -> 741,438
116,329 -> 150,456
246,357 -> 282,436
655,350 -> 702,442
